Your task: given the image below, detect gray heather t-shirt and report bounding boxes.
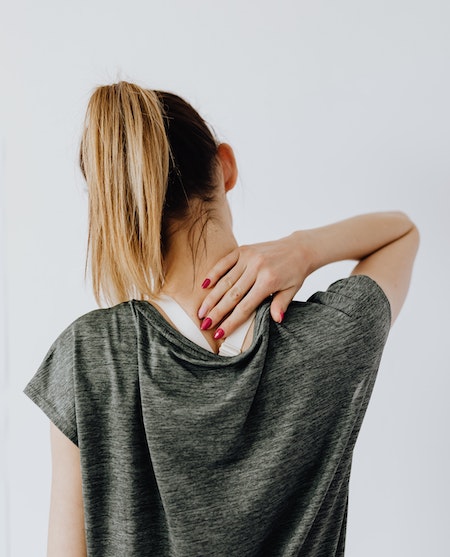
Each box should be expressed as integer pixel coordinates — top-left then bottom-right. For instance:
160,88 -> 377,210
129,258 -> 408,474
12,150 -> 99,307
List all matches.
24,274 -> 391,557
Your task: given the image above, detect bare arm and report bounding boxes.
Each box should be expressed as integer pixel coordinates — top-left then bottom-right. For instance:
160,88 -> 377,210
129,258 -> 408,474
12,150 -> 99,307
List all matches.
198,211 -> 419,335
48,422 -> 87,557
299,211 -> 419,325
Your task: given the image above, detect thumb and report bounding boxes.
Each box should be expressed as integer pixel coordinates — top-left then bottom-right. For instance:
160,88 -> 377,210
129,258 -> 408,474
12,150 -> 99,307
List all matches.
270,287 -> 297,323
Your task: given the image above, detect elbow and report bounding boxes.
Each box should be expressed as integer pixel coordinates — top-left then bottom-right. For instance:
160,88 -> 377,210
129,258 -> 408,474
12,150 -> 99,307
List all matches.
389,210 -> 415,225
409,223 -> 420,251
400,212 -> 420,241
389,211 -> 420,239
400,218 -> 421,258
401,214 -> 420,252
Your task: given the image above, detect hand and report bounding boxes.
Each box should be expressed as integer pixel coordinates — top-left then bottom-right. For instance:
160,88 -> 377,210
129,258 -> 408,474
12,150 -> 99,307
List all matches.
197,233 -> 313,338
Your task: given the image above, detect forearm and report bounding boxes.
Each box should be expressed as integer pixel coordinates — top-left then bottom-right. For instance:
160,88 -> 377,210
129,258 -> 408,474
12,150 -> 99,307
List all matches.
199,211 -> 418,334
294,211 -> 416,274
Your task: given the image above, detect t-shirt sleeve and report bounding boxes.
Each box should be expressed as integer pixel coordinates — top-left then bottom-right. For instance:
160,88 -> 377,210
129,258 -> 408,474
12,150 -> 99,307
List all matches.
23,324 -> 78,446
308,274 -> 391,323
307,274 -> 392,356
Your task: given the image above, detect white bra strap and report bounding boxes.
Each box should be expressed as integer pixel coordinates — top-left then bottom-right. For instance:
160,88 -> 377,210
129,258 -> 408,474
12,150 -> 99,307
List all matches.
154,295 -> 255,357
154,295 -> 213,352
218,314 -> 256,357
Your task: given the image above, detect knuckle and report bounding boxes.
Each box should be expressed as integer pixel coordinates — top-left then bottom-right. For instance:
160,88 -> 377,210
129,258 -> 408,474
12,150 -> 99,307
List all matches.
212,299 -> 231,318
262,270 -> 278,291
254,254 -> 266,268
228,287 -> 242,301
202,294 -> 214,309
207,305 -> 224,324
266,277 -> 278,292
225,276 -> 234,289
235,298 -> 250,316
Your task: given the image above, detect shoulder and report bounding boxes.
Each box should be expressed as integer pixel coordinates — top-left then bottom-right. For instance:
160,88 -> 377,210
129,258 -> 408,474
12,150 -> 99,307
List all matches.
69,300 -> 134,333
281,275 -> 391,351
24,302 -> 137,447
57,300 -> 135,343
40,301 -> 136,368
307,274 -> 391,324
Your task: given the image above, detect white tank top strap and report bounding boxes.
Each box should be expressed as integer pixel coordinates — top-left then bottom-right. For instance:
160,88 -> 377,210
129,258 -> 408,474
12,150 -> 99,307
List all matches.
218,314 -> 256,357
154,295 -> 212,352
154,294 -> 255,357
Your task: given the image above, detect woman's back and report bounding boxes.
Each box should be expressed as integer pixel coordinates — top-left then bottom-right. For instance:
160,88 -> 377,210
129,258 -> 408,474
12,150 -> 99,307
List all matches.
25,275 -> 390,556
23,81 -> 418,556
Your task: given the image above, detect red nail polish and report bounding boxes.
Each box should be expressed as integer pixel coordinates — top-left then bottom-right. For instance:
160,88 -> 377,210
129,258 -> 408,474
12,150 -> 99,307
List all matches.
279,311 -> 285,323
214,328 -> 224,340
201,317 -> 212,330
201,278 -> 211,289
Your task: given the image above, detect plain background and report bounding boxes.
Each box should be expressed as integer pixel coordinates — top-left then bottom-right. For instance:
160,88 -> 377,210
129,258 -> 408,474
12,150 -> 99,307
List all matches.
1,0 -> 449,555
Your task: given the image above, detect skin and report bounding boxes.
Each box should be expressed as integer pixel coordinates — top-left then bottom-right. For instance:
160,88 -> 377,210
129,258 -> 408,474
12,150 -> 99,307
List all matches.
199,210 -> 419,333
48,424 -> 87,557
47,142 -> 419,555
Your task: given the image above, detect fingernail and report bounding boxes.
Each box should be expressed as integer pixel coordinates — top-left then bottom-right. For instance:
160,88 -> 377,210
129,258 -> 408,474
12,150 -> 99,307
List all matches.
214,328 -> 225,340
198,304 -> 208,319
201,278 -> 211,289
279,311 -> 285,323
201,317 -> 212,330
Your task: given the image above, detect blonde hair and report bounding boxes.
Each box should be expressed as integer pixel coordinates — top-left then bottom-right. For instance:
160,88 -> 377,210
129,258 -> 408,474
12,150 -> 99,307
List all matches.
79,82 -> 170,307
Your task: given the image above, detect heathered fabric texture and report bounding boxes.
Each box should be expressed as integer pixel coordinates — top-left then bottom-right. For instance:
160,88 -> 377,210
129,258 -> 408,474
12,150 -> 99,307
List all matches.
24,275 -> 391,557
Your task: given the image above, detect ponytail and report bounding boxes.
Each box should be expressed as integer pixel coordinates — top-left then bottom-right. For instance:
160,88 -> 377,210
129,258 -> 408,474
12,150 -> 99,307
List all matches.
80,82 -> 170,306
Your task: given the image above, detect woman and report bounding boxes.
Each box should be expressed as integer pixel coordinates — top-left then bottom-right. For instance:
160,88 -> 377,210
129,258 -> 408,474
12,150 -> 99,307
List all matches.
24,82 -> 419,556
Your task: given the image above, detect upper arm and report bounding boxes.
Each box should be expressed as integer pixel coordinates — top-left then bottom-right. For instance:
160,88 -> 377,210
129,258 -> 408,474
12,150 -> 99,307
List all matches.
48,422 -> 87,557
351,223 -> 420,326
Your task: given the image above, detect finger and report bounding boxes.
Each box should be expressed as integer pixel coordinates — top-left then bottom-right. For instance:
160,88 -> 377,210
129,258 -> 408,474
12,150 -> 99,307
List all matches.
198,261 -> 252,319
200,249 -> 240,289
210,280 -> 274,338
270,287 -> 298,323
199,268 -> 255,322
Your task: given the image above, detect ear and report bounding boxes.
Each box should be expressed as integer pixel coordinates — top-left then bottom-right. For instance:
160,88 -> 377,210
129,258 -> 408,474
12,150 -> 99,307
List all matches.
217,143 -> 238,193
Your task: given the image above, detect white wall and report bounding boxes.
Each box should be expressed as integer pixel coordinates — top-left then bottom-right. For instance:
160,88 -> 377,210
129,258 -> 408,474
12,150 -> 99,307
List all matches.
1,0 -> 449,555
0,138 -> 9,556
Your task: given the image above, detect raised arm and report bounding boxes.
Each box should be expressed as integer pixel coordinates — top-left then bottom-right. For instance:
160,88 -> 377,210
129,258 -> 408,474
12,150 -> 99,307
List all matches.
198,212 -> 419,336
303,211 -> 419,325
